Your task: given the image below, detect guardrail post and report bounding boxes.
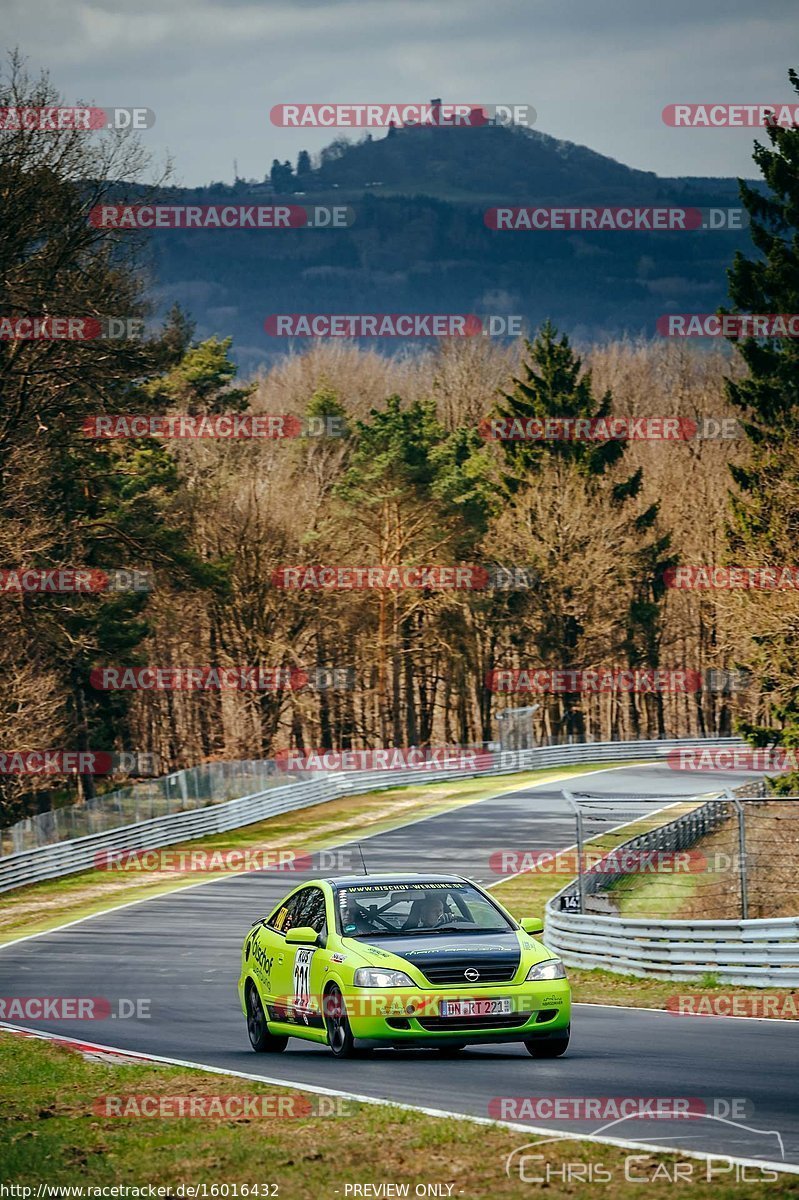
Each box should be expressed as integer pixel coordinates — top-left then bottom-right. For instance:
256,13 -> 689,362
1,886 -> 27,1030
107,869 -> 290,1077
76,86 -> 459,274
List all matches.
561,789 -> 585,914
725,789 -> 749,920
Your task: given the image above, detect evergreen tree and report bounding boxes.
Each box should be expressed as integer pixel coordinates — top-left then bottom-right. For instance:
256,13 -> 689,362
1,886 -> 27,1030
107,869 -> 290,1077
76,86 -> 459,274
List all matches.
723,68 -> 799,786
489,324 -> 672,739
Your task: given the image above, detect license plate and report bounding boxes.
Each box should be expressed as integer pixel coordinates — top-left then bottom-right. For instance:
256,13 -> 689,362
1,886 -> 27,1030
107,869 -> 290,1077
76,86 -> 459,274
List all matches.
440,998 -> 513,1018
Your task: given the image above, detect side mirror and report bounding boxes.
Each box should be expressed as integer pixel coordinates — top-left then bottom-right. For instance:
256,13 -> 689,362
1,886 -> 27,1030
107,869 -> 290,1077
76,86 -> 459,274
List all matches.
520,917 -> 545,935
285,926 -> 319,946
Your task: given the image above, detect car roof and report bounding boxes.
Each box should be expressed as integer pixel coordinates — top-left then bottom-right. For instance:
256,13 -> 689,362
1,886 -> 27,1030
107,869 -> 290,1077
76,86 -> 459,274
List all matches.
325,873 -> 469,888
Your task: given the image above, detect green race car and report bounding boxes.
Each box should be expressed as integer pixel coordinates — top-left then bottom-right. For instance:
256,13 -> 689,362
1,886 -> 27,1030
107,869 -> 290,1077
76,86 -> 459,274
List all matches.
238,873 -> 570,1057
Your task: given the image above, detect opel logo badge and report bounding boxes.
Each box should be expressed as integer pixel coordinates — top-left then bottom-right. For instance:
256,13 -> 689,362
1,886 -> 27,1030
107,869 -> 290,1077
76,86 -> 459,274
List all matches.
464,968 -> 480,981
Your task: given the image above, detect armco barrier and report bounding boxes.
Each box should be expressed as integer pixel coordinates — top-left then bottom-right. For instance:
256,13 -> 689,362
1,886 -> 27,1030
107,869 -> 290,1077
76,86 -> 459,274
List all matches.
0,736 -> 745,894
543,907 -> 799,987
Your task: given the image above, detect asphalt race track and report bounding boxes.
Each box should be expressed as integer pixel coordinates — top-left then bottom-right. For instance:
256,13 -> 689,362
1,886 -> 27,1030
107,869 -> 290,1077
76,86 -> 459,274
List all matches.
2,764 -> 799,1170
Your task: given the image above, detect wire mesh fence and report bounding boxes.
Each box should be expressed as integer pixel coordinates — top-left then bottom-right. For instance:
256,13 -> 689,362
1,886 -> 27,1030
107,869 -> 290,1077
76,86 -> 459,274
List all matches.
553,783 -> 799,921
0,759 -> 287,857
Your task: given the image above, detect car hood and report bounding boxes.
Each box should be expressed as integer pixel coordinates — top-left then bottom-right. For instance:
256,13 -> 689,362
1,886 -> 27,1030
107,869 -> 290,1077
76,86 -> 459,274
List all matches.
342,929 -> 533,971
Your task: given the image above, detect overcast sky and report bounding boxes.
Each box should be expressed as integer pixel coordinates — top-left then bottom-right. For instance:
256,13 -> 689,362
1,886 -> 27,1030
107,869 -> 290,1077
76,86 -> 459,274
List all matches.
4,0 -> 798,186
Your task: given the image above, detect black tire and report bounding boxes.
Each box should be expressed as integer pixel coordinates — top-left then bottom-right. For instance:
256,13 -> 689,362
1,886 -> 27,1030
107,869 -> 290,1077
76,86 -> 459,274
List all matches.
524,1025 -> 570,1058
437,1044 -> 467,1055
323,984 -> 357,1058
246,982 -> 288,1053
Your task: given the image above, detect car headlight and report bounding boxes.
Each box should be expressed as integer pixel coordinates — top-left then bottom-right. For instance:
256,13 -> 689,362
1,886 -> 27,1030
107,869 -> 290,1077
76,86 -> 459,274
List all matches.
525,959 -> 567,981
353,968 -> 416,988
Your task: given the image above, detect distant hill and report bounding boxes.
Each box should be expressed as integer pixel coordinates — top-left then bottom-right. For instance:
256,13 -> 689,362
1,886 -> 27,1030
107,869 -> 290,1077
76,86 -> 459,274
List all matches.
125,122 -> 758,373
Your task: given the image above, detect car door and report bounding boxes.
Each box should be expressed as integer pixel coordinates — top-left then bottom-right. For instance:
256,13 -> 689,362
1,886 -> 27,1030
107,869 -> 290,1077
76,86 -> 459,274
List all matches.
286,885 -> 328,1029
258,888 -> 306,1017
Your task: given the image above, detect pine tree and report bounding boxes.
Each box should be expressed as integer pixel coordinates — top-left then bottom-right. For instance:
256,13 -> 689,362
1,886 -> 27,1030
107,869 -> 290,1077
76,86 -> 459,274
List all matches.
489,324 -> 672,739
723,68 -> 799,786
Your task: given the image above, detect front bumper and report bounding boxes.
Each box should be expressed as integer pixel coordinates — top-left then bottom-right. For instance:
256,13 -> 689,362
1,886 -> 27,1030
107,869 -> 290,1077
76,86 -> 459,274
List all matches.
343,980 -> 571,1045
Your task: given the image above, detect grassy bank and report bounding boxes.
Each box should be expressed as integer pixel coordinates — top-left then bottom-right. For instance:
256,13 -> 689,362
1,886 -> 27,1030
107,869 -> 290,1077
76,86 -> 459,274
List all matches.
2,1031 -> 794,1196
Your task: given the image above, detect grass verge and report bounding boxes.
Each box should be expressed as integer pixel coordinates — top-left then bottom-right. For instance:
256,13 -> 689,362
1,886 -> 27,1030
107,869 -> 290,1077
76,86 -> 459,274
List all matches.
2,1031 -> 795,1196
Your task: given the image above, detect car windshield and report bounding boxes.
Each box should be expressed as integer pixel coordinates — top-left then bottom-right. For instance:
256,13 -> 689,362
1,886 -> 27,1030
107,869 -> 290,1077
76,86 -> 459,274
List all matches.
335,881 -> 515,937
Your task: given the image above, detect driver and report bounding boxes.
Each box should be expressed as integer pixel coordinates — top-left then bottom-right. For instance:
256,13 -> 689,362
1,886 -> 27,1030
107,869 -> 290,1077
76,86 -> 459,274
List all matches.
340,895 -> 376,935
403,893 -> 447,930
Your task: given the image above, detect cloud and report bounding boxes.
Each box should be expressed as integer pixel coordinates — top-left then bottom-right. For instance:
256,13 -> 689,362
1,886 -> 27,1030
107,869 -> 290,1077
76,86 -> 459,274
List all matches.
3,0 -> 793,183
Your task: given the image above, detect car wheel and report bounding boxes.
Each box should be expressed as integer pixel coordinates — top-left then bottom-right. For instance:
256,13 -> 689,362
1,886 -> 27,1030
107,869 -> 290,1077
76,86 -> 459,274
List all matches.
524,1025 -> 570,1058
437,1044 -> 467,1055
246,982 -> 288,1053
323,984 -> 357,1058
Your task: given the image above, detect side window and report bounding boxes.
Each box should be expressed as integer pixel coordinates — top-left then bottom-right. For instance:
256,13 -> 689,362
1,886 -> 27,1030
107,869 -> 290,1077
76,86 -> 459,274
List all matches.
267,890 -> 304,934
299,887 -> 327,934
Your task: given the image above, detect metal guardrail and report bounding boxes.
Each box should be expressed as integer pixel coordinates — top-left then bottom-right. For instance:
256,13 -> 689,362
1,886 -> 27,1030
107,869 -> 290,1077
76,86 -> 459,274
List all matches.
0,737 -> 744,893
544,908 -> 799,987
